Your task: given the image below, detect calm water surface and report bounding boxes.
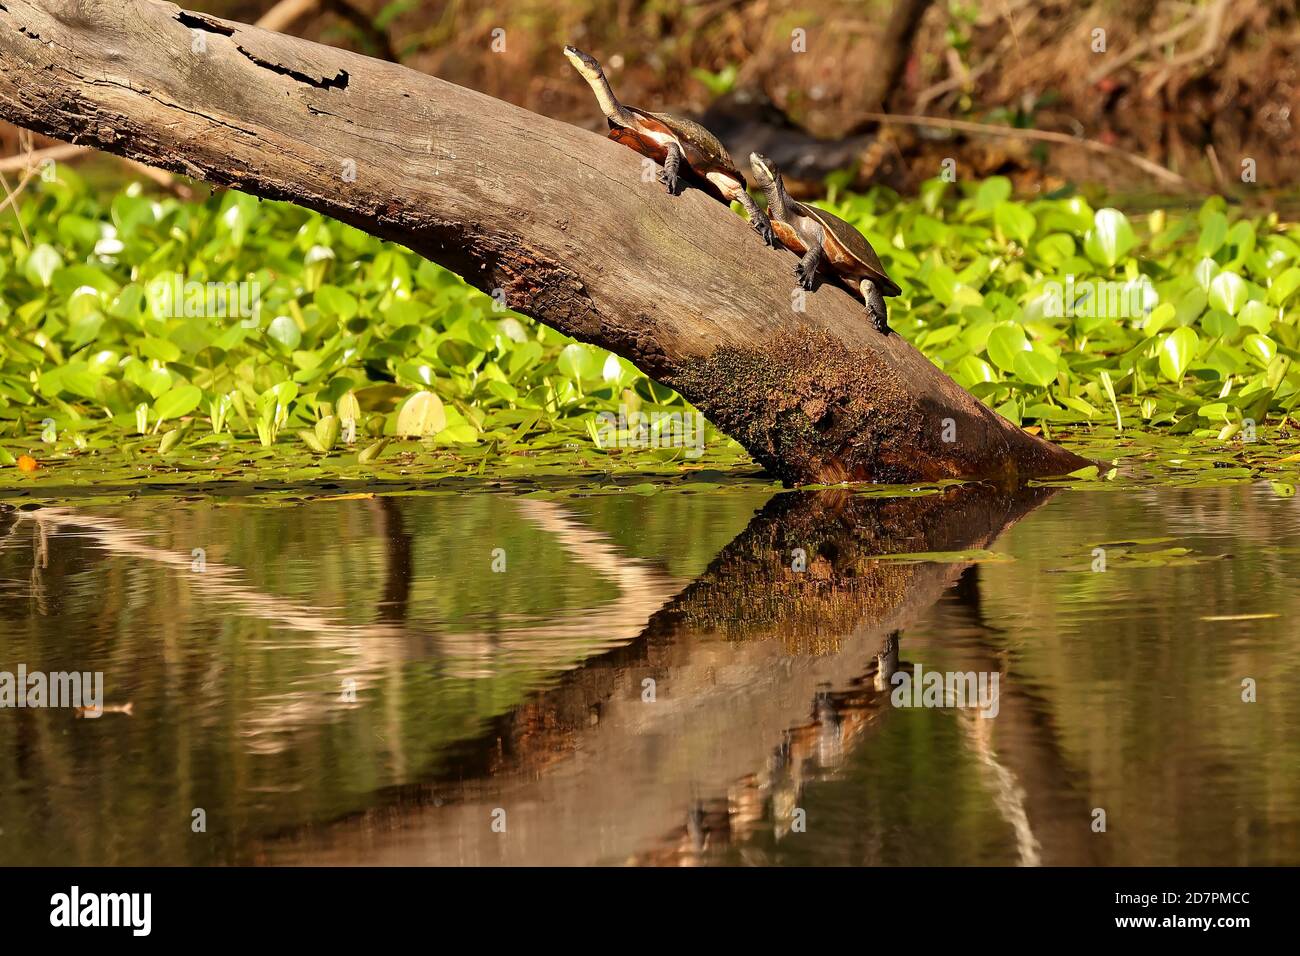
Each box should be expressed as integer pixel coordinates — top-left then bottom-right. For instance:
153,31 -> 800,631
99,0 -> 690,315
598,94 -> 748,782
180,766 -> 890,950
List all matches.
0,483 -> 1297,865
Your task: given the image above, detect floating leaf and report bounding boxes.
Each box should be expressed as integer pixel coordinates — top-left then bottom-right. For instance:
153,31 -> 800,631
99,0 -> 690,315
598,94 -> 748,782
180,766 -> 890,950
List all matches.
358,439 -> 390,463
158,428 -> 183,456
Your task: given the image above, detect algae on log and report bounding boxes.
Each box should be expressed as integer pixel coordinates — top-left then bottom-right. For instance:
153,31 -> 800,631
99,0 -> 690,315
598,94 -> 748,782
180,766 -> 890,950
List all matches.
0,0 -> 1090,484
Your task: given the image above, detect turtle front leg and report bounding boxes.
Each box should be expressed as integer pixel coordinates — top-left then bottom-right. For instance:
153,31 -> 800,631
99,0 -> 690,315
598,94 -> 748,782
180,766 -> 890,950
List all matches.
795,242 -> 822,291
861,279 -> 890,334
658,143 -> 684,196
736,190 -> 778,247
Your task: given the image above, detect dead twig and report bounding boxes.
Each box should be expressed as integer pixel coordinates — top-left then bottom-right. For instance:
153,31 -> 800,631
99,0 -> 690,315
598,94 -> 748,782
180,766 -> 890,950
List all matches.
0,142 -> 83,173
1088,6 -> 1206,84
853,110 -> 1206,192
0,167 -> 36,246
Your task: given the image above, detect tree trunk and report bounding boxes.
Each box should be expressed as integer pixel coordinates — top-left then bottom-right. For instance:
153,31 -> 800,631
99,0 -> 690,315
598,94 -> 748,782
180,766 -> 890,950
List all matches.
0,0 -> 1090,485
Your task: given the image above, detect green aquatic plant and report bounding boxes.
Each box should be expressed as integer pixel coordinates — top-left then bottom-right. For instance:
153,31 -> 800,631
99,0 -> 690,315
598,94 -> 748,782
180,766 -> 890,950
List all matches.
1,165 -> 1299,491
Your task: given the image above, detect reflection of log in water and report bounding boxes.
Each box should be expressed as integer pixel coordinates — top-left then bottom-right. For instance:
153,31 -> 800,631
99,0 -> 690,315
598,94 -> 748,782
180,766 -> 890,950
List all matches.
261,484 -> 1057,865
639,561 -> 1102,866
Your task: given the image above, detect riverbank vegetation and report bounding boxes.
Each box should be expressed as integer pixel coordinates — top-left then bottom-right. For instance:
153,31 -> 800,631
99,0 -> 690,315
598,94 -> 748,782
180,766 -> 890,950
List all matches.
1,168 -> 1298,495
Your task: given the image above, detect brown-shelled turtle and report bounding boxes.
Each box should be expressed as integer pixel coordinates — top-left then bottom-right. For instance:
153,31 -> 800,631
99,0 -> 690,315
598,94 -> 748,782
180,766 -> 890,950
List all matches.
563,46 -> 777,247
749,152 -> 901,334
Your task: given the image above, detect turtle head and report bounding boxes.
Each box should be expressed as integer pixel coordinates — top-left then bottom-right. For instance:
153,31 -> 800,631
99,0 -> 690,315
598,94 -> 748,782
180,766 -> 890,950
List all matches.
750,153 -> 791,220
749,153 -> 782,191
564,46 -> 603,80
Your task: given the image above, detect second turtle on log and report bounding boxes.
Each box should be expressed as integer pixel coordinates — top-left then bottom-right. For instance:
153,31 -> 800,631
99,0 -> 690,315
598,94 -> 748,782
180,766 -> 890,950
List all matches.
750,152 -> 901,334
564,46 -> 777,247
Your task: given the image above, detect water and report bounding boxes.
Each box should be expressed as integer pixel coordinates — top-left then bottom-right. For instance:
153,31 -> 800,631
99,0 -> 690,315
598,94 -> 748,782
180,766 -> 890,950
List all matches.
0,483 -> 1297,866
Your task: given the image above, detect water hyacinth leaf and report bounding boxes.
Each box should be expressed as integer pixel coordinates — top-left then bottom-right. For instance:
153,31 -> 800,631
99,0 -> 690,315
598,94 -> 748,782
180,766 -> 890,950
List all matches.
337,391 -> 361,424
926,265 -> 958,306
1207,271 -> 1247,315
994,202 -> 1036,245
1159,327 -> 1199,382
158,428 -> 183,456
1201,310 -> 1237,340
1013,350 -> 1059,387
1032,233 -> 1074,267
314,414 -> 341,452
1237,300 -> 1274,333
396,390 -> 446,437
986,323 -> 1029,372
1243,333 -> 1277,365
1193,257 -> 1219,291
24,244 -> 63,287
1143,301 -> 1176,336
1226,219 -> 1256,261
558,343 -> 598,382
1270,266 -> 1300,305
1058,393 -> 1100,417
975,176 -> 1012,211
433,423 -> 480,444
315,284 -> 359,320
1175,287 -> 1207,325
1196,211 -> 1228,257
140,337 -> 181,363
154,384 -> 203,421
266,315 -> 303,350
1084,209 -> 1136,268
357,438 -> 390,463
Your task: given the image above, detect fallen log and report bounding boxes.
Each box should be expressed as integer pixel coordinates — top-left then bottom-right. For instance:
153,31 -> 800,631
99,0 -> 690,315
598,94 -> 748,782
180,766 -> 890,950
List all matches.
0,0 -> 1091,484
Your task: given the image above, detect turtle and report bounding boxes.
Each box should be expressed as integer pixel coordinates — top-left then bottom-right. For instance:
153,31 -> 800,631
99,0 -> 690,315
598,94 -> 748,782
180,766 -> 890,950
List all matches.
563,46 -> 776,247
749,152 -> 901,334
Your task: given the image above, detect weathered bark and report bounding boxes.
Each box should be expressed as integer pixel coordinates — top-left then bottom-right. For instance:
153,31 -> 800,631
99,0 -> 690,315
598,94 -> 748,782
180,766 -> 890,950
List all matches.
0,0 -> 1090,485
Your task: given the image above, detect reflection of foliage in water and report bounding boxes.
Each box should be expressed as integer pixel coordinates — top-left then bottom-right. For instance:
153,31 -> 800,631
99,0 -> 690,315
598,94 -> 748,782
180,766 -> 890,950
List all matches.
0,489 -> 767,864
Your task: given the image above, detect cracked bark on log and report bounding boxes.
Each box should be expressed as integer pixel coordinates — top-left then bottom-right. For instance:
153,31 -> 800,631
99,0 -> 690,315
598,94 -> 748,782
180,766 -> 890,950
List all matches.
0,0 -> 1091,484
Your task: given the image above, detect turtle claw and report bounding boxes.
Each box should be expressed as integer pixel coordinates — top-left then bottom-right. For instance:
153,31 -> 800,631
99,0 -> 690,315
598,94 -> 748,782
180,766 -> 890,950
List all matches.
794,263 -> 816,291
657,169 -> 682,196
868,304 -> 891,335
757,219 -> 778,248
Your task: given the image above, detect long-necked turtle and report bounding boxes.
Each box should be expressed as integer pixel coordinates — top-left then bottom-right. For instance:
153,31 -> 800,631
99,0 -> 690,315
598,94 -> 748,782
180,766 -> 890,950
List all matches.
564,46 -> 776,247
749,152 -> 901,334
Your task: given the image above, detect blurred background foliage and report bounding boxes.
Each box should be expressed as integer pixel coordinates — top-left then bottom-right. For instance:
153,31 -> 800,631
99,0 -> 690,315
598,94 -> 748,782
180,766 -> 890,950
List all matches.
47,0 -> 1290,196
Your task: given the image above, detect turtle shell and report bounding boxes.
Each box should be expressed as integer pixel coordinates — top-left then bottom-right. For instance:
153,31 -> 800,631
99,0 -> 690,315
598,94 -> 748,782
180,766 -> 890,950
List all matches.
795,203 -> 900,296
626,107 -> 743,179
